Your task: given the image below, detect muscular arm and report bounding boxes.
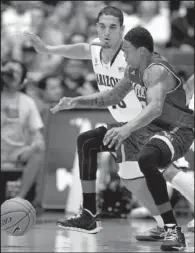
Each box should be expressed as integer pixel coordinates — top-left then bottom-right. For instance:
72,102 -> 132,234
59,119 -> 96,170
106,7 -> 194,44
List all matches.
71,67 -> 132,108
124,65 -> 176,132
25,32 -> 92,59
46,43 -> 92,60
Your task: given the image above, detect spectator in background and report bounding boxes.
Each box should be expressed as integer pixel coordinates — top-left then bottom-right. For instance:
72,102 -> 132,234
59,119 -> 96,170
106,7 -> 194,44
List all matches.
136,1 -> 171,49
82,73 -> 99,95
86,23 -> 98,43
43,1 -> 77,43
83,1 -> 106,27
21,41 -> 37,73
167,1 -> 194,52
105,1 -> 170,47
37,74 -> 64,116
62,59 -> 90,97
27,2 -> 77,78
1,33 -> 12,63
30,6 -> 47,35
2,1 -> 33,60
106,1 -> 140,36
1,59 -> 45,209
69,32 -> 87,44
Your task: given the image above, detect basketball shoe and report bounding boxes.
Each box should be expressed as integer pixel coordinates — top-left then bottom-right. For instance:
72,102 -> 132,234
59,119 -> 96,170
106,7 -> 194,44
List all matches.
160,224 -> 186,251
135,226 -> 164,241
57,208 -> 102,234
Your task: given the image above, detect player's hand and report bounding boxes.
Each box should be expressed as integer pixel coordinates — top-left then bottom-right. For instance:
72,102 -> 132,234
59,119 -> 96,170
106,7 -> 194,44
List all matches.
24,31 -> 48,54
103,125 -> 131,150
50,97 -> 76,114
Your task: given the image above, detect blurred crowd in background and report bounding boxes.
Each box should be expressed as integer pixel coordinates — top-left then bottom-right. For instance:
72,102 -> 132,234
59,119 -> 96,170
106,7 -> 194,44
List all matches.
1,1 -> 194,215
1,0 -> 194,115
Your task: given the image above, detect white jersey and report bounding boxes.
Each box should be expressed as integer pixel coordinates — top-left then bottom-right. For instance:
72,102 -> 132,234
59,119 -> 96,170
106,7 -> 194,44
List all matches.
90,38 -> 141,122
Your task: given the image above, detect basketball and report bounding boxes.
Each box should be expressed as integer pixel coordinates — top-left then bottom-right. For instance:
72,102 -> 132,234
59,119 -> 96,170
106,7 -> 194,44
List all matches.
1,198 -> 36,236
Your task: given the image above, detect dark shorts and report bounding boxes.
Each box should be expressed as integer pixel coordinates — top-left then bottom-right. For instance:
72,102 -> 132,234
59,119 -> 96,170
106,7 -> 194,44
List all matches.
107,122 -> 194,164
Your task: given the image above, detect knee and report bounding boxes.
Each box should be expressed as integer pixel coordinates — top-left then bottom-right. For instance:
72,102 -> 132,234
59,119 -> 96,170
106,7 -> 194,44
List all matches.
77,131 -> 91,151
138,152 -> 153,176
77,127 -> 106,151
138,145 -> 159,176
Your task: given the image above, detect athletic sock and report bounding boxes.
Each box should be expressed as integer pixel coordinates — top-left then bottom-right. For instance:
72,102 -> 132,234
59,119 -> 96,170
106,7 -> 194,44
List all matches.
161,210 -> 177,225
83,193 -> 96,215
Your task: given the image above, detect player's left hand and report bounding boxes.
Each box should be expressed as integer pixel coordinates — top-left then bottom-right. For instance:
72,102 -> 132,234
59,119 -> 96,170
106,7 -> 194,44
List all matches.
103,126 -> 130,150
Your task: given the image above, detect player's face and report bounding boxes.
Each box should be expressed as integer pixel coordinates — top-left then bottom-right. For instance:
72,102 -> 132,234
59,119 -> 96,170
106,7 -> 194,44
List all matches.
97,14 -> 124,48
122,40 -> 141,69
1,62 -> 23,91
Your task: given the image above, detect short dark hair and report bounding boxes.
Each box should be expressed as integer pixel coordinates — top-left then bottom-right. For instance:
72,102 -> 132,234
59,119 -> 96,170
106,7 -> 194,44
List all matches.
97,6 -> 123,26
3,59 -> 27,83
124,26 -> 154,52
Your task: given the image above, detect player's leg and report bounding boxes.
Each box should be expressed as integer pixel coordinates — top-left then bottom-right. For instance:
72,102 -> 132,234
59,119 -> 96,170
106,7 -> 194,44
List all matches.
138,138 -> 186,251
121,177 -> 165,241
163,162 -> 194,232
138,127 -> 194,251
57,126 -> 116,233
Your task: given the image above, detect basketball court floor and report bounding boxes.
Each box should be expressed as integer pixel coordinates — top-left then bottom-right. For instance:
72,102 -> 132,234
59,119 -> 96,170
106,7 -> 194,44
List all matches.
1,212 -> 194,252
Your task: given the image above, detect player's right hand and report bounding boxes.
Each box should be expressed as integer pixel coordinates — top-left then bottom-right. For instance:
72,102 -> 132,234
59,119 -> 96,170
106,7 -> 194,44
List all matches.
24,31 -> 48,54
50,97 -> 76,114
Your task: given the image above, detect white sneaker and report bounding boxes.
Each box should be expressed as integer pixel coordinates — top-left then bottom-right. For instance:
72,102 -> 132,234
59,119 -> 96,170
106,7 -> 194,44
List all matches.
187,219 -> 194,232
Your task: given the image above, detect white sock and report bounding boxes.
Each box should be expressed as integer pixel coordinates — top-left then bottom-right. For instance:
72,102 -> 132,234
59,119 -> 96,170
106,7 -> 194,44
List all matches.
171,171 -> 194,206
153,215 -> 164,228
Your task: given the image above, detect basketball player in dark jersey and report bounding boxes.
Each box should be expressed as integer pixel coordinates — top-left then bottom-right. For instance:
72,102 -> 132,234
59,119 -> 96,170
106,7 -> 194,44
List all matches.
51,27 -> 194,251
101,27 -> 194,251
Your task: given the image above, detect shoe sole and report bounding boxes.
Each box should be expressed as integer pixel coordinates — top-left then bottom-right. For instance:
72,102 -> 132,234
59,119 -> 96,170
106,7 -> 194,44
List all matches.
136,236 -> 163,242
57,224 -> 103,234
161,245 -> 186,251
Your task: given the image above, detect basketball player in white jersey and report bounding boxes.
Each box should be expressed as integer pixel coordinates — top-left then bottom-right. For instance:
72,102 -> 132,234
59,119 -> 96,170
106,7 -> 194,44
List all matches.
25,6 -> 194,238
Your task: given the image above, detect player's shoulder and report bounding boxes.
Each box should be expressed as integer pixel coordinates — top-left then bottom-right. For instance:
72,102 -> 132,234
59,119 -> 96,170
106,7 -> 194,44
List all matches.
143,64 -> 169,87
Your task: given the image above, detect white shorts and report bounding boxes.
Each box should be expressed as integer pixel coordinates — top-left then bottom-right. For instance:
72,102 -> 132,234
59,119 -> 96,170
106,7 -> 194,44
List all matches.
117,157 -> 189,180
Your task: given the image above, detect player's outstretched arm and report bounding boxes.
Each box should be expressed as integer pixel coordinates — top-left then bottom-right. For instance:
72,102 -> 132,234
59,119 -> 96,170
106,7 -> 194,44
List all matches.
50,67 -> 132,113
24,31 -> 91,60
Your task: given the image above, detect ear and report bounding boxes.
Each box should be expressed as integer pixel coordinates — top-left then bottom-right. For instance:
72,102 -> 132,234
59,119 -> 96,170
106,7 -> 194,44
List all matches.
139,47 -> 146,55
121,25 -> 125,36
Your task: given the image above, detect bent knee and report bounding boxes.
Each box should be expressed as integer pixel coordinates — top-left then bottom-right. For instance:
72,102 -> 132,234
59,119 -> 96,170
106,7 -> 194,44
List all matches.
77,131 -> 91,150
77,127 -> 107,150
138,150 -> 156,175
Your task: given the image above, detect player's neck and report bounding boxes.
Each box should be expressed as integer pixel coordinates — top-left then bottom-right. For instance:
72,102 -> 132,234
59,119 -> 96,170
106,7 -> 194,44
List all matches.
101,40 -> 122,64
139,52 -> 154,74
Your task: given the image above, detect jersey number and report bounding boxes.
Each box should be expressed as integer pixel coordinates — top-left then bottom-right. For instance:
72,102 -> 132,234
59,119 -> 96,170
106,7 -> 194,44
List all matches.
112,100 -> 127,109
